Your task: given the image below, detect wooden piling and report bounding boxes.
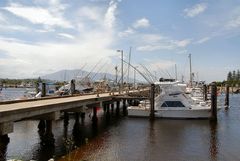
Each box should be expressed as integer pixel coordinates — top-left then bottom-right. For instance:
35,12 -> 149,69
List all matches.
150,84 -> 155,120
111,103 -> 114,113
92,106 -> 98,122
63,112 -> 69,126
203,84 -> 208,101
38,120 -> 46,131
41,82 -> 46,97
44,120 -> 55,145
123,99 -> 127,115
80,112 -> 85,123
225,85 -> 229,109
70,79 -> 75,95
116,101 -> 120,115
211,83 -> 217,121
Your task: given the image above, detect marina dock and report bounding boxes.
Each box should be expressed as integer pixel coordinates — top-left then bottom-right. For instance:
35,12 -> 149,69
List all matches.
0,89 -> 149,140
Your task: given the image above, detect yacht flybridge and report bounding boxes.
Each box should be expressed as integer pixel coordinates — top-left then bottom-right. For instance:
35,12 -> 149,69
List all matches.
128,80 -> 220,119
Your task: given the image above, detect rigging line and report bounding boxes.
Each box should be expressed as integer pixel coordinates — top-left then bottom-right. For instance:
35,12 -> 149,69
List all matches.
122,59 -> 152,84
80,58 -> 103,82
140,64 -> 155,82
127,47 -> 132,84
90,61 -> 109,81
73,63 -> 87,79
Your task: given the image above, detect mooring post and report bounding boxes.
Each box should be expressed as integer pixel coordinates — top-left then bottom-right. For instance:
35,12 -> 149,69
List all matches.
80,112 -> 85,124
211,83 -> 217,121
44,120 -> 55,145
36,82 -> 40,94
150,84 -> 155,120
41,82 -> 46,97
38,120 -> 46,132
203,84 -> 208,101
225,84 -> 229,109
111,103 -> 114,113
70,79 -> 75,95
116,101 -> 120,115
92,106 -> 98,122
63,112 -> 69,126
123,99 -> 127,115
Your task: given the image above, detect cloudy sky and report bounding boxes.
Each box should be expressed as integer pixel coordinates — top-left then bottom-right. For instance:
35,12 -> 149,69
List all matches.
0,0 -> 239,82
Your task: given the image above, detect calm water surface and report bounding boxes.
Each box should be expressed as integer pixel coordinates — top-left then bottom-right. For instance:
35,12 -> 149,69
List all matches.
0,88 -> 240,161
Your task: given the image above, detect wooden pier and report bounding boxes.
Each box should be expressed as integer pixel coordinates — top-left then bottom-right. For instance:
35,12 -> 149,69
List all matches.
0,89 -> 149,140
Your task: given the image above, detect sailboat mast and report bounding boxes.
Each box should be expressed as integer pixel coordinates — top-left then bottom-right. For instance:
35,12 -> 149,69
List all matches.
189,53 -> 192,87
175,64 -> 178,81
127,47 -> 132,85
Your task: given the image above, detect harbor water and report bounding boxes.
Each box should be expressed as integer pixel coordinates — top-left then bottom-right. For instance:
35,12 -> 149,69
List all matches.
1,88 -> 240,161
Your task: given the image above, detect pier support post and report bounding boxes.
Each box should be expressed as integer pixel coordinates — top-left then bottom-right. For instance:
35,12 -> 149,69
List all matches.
38,120 -> 46,132
106,103 -> 110,118
123,99 -> 127,116
111,103 -> 114,113
211,83 -> 217,121
116,101 -> 120,116
203,84 -> 208,101
103,102 -> 107,112
150,84 -> 155,120
41,82 -> 46,97
0,134 -> 9,161
63,112 -> 69,126
80,112 -> 85,124
92,106 -> 98,122
44,120 -> 55,145
75,112 -> 80,122
225,85 -> 229,109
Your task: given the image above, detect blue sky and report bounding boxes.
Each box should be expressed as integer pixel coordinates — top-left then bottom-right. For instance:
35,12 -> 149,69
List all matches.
0,0 -> 239,82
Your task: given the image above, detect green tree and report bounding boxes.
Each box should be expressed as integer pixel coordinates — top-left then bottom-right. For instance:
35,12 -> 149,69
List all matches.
237,70 -> 240,81
227,71 -> 232,81
233,70 -> 236,80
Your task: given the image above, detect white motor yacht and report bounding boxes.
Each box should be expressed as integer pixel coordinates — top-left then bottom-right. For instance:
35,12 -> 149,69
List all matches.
128,81 -> 220,119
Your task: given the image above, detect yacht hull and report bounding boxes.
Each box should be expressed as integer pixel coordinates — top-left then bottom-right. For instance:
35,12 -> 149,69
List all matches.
155,108 -> 211,119
128,106 -> 212,119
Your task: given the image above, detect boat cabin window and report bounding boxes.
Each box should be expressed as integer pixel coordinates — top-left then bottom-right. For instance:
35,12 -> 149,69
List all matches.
161,101 -> 185,107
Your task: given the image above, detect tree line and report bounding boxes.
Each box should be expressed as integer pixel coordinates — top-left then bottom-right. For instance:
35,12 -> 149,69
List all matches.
226,70 -> 240,86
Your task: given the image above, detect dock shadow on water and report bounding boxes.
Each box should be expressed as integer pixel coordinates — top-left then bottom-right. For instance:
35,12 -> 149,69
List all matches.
1,95 -> 240,161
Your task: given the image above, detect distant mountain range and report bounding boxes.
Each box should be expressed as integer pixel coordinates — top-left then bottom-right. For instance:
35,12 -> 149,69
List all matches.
41,69 -> 136,82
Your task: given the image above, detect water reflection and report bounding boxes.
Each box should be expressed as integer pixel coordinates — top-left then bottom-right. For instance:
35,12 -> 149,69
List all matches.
0,135 -> 9,161
209,121 -> 218,161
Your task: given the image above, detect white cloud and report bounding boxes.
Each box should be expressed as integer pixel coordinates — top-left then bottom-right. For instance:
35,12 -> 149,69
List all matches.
137,44 -> 174,51
4,3 -> 72,28
195,37 -> 210,44
175,39 -> 191,47
118,27 -> 135,37
104,0 -> 118,29
0,13 -> 5,22
58,33 -> 75,39
183,3 -> 207,18
136,34 -> 191,52
0,0 -> 121,78
133,18 -> 150,28
226,15 -> 240,28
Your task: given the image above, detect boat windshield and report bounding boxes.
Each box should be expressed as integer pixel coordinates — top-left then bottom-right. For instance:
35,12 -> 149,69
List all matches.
161,101 -> 185,107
